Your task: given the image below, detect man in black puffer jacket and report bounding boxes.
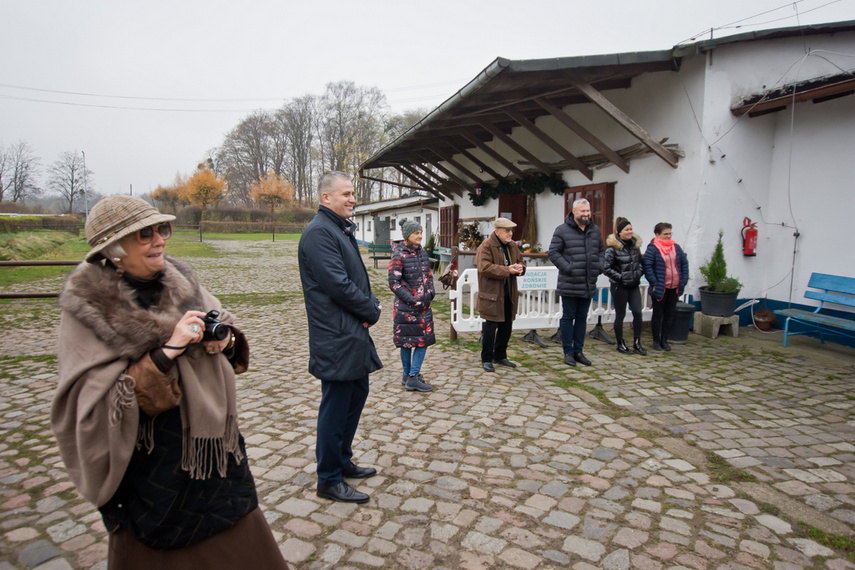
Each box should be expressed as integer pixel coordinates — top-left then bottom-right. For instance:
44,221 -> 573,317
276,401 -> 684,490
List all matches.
299,171 -> 383,505
548,198 -> 605,367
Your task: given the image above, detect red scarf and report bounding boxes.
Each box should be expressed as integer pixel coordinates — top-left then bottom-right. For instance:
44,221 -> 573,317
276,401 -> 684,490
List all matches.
653,238 -> 675,257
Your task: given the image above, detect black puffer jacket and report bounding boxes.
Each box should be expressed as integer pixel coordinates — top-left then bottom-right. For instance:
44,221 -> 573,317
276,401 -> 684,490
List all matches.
298,206 -> 383,381
548,214 -> 604,298
388,240 -> 435,349
603,233 -> 643,288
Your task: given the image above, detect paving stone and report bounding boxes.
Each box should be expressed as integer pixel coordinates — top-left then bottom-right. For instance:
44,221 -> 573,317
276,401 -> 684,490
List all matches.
498,547 -> 541,569
17,540 -> 60,567
280,538 -> 315,563
461,531 -> 506,555
561,535 -> 605,561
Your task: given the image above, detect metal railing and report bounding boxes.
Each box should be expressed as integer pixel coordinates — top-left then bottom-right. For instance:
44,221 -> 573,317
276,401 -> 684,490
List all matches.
0,260 -> 81,299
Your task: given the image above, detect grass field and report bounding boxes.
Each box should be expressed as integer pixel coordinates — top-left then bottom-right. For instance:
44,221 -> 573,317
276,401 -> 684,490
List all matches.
0,231 -> 302,288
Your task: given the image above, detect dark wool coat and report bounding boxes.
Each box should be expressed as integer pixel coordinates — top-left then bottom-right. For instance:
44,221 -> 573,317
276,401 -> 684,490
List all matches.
548,214 -> 605,298
603,233 -> 644,288
475,232 -> 526,322
388,240 -> 435,349
298,206 -> 382,381
643,241 -> 689,301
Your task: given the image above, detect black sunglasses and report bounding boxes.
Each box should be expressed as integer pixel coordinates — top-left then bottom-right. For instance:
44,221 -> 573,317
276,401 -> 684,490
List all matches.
136,222 -> 172,244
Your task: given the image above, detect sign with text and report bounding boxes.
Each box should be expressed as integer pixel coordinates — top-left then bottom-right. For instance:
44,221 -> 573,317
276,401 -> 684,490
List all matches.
517,267 -> 558,291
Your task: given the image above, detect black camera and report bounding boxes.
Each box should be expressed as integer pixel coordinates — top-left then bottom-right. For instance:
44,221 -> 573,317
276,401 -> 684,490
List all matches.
201,310 -> 229,341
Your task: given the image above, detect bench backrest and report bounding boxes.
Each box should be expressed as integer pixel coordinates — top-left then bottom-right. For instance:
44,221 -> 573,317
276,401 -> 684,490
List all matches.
805,273 -> 855,308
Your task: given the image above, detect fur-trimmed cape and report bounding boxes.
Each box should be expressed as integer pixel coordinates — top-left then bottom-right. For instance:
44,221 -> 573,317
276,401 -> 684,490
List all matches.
51,256 -> 244,506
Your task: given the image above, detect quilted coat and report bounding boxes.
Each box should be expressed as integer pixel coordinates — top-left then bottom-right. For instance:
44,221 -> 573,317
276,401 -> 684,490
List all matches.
388,240 -> 435,348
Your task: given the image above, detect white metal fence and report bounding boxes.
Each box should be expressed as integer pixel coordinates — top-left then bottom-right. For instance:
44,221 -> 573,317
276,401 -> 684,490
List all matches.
449,266 -> 689,333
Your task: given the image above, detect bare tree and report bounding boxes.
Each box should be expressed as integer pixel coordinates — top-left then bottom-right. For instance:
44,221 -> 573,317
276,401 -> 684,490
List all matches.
316,81 -> 390,202
47,150 -> 93,214
278,95 -> 316,205
217,110 -> 283,207
0,140 -> 41,203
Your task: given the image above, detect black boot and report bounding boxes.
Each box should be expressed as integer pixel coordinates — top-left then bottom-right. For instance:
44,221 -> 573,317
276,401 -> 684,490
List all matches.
616,340 -> 631,354
633,338 -> 647,356
661,339 -> 672,352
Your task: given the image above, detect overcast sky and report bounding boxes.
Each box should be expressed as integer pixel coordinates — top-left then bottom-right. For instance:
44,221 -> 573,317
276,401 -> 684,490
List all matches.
2,0 -> 853,199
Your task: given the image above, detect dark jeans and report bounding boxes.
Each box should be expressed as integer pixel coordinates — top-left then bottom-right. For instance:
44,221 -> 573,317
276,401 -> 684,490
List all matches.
481,295 -> 513,362
560,296 -> 591,355
611,285 -> 643,342
651,288 -> 679,343
317,376 -> 369,486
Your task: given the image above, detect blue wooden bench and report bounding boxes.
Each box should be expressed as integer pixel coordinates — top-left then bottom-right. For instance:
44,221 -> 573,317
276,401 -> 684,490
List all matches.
775,273 -> 855,347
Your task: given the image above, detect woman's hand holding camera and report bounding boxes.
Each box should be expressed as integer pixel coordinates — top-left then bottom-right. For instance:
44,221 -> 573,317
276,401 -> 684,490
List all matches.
163,311 -> 207,359
509,263 -> 524,275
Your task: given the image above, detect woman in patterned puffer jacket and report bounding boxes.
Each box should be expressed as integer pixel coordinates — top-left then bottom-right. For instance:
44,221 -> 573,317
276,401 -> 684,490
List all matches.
388,218 -> 435,392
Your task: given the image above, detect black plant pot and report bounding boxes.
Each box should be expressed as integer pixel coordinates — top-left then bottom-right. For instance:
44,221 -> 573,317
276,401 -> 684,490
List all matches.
699,287 -> 739,317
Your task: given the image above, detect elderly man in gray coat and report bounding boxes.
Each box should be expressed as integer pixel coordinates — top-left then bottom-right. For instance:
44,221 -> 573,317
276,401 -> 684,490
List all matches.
548,198 -> 605,367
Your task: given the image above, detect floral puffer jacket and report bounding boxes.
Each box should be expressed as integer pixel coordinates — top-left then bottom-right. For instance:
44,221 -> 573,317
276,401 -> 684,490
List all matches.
388,240 -> 435,349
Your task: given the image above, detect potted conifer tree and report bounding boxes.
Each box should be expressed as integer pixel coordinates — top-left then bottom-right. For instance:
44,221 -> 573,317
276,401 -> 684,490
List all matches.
699,230 -> 743,317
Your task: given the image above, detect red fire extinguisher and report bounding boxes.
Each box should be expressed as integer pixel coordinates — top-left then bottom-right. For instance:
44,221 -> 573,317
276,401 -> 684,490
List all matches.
742,217 -> 758,256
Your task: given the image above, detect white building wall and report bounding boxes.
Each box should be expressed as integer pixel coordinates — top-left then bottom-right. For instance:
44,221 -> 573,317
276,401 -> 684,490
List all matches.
442,30 -> 855,306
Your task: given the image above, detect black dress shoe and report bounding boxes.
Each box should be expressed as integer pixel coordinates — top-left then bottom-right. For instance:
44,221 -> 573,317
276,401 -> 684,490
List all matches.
317,481 -> 369,503
573,352 -> 592,366
342,464 -> 377,478
651,341 -> 664,351
493,358 -> 517,368
563,354 -> 576,367
616,340 -> 631,354
661,340 -> 672,352
482,362 -> 495,372
633,338 -> 647,356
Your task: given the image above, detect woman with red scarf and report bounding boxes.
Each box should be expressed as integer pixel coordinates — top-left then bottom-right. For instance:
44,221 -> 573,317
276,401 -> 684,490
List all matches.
643,222 -> 689,351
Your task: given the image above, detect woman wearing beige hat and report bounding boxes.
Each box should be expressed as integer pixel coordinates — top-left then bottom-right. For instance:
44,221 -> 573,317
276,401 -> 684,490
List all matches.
51,196 -> 288,569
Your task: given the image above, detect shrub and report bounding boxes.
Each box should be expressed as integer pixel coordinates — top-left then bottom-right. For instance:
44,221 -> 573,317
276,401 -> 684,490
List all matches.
700,230 -> 742,293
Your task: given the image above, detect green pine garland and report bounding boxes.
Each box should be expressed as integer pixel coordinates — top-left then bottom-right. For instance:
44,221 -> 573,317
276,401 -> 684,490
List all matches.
468,172 -> 567,206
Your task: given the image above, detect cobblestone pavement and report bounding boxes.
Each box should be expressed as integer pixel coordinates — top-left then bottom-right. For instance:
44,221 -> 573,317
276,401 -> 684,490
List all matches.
1,238 -> 854,569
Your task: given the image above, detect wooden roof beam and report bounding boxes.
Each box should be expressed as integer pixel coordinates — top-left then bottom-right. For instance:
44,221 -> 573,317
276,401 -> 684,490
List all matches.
449,145 -> 504,181
409,163 -> 464,198
416,153 -> 469,195
479,122 -> 553,174
428,148 -> 485,185
460,132 -> 526,178
505,109 -> 593,180
569,77 -> 679,168
534,97 -> 630,173
395,165 -> 454,201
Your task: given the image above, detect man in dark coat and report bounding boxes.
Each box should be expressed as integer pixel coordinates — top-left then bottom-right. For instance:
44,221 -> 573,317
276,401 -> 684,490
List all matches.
298,171 -> 382,504
548,198 -> 605,367
476,217 -> 526,372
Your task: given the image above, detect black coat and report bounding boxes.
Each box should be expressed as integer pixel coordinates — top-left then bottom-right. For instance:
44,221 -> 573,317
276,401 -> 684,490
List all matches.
603,233 -> 643,288
298,206 -> 382,381
548,214 -> 604,298
388,240 -> 435,349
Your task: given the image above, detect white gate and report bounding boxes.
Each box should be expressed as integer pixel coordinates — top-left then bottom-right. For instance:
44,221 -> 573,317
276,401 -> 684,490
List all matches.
449,266 -> 673,333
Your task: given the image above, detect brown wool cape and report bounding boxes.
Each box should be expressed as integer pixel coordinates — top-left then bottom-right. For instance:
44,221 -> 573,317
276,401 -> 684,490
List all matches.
51,256 -> 247,507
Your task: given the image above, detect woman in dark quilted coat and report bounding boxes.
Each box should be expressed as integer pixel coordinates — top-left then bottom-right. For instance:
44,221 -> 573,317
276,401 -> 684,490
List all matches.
603,217 -> 646,356
388,219 -> 435,392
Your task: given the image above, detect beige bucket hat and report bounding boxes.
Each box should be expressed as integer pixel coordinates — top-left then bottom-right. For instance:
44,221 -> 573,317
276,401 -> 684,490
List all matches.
84,195 -> 176,262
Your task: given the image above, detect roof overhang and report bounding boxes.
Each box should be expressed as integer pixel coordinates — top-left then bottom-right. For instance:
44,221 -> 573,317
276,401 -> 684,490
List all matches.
732,71 -> 855,117
359,50 -> 682,198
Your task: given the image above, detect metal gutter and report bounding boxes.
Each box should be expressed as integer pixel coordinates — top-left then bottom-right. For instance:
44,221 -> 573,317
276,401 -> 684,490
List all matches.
673,19 -> 855,57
